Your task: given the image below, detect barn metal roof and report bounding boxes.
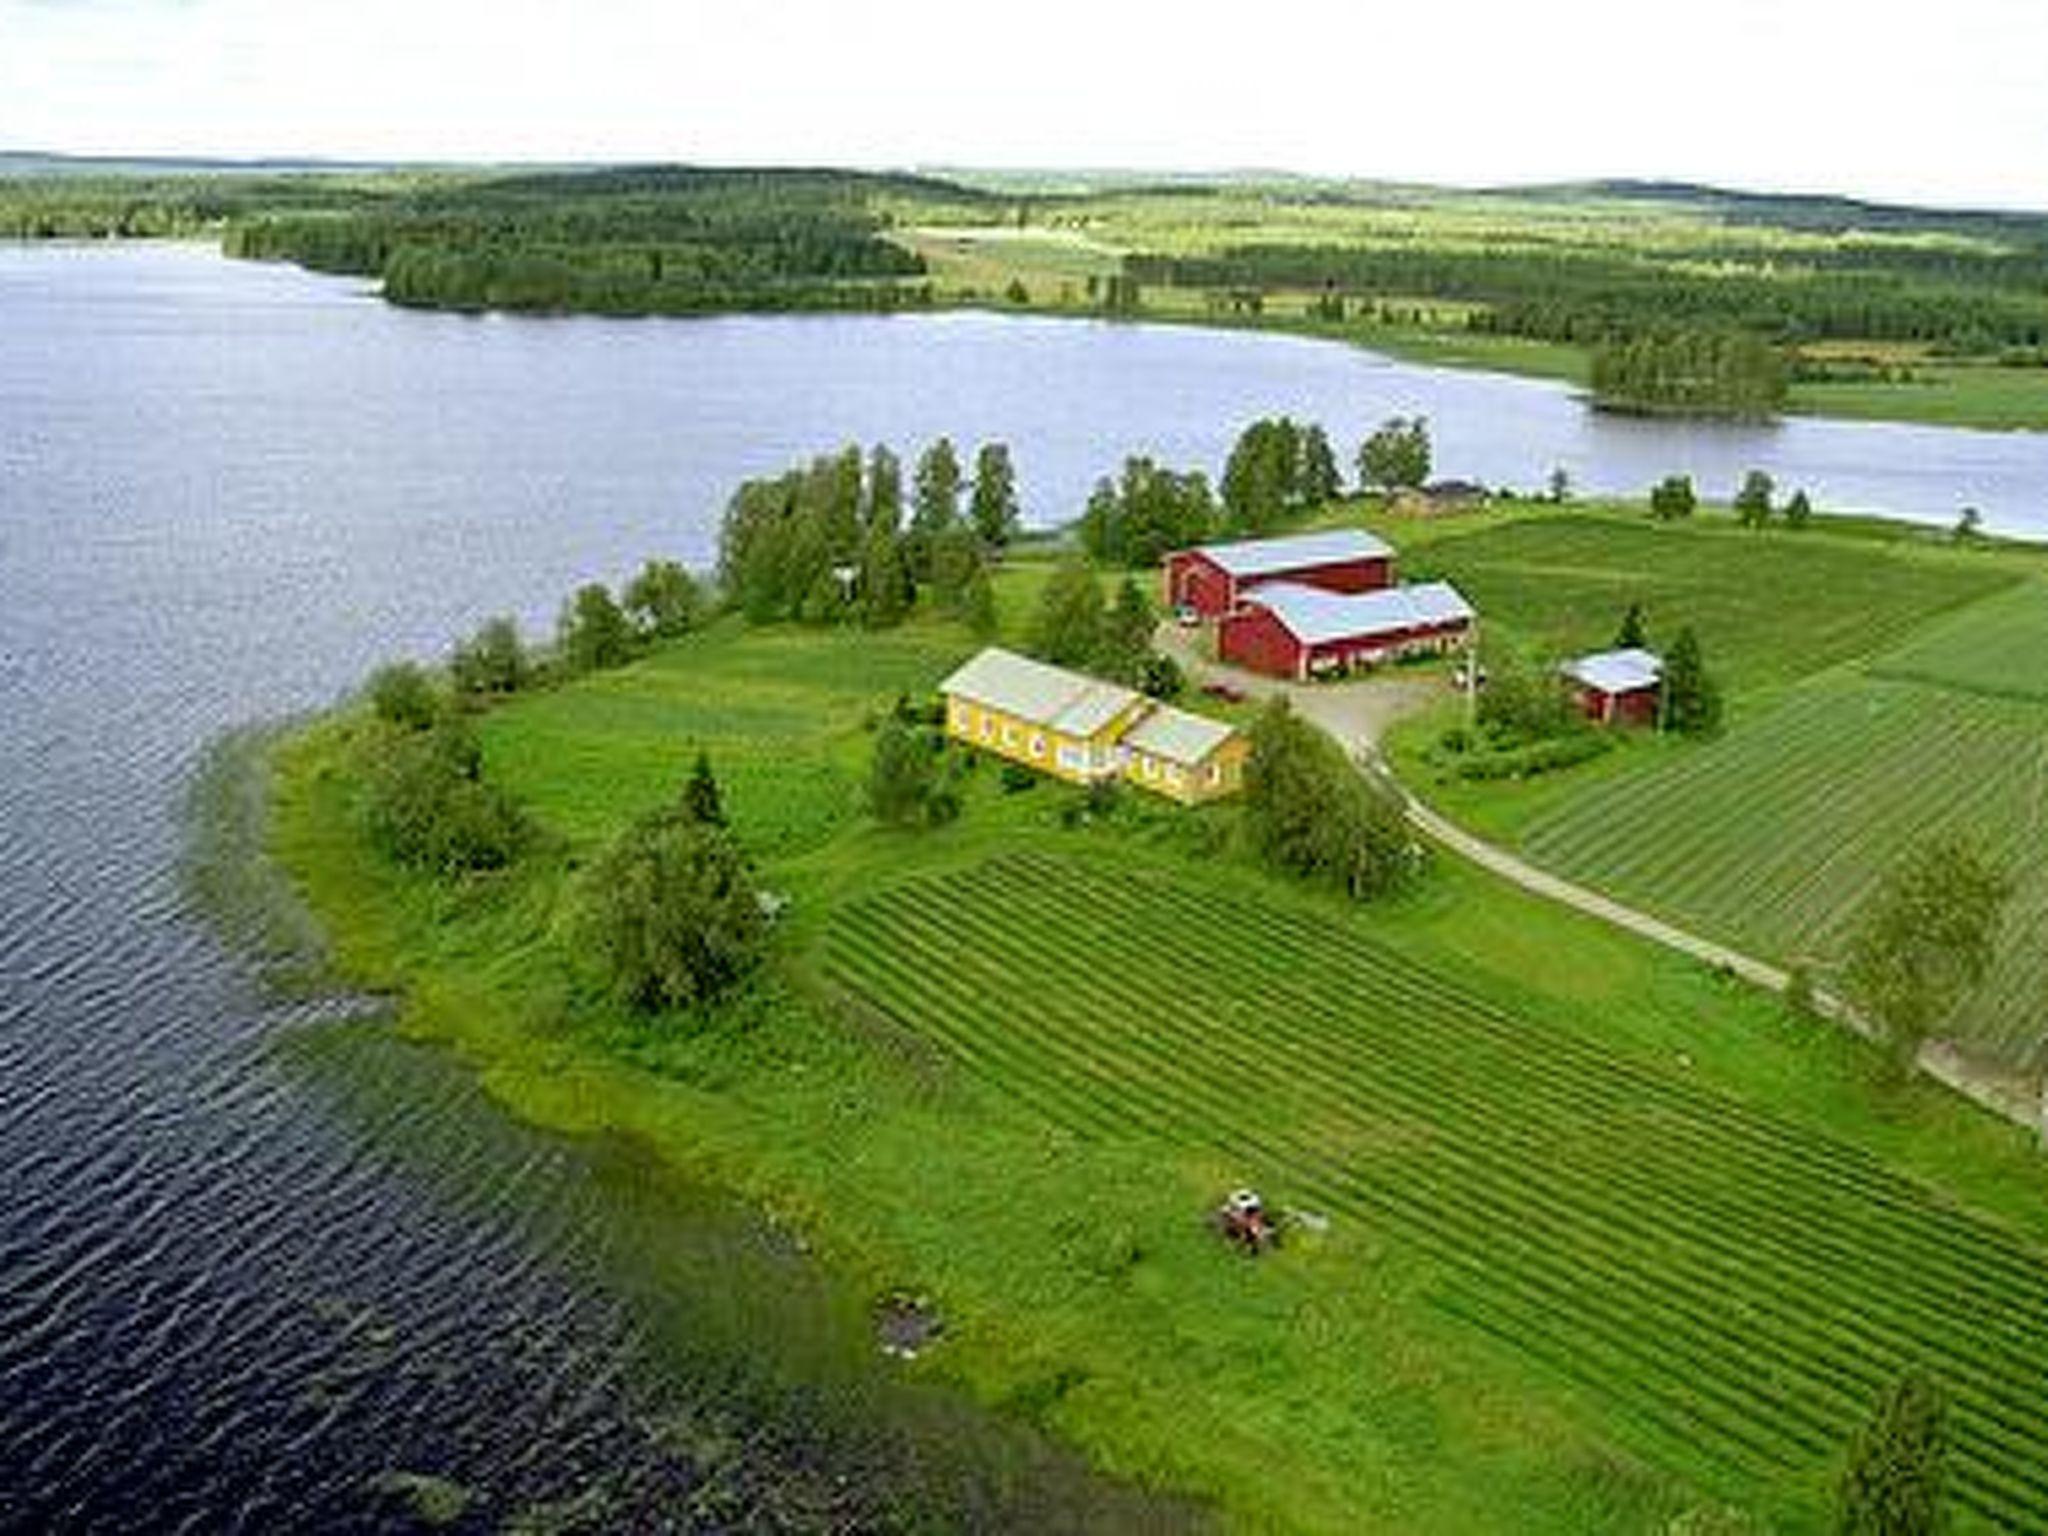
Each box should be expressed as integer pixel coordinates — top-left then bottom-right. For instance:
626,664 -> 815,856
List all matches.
939,647 -> 1141,737
1189,527 -> 1393,579
1562,647 -> 1664,695
1121,702 -> 1237,766
1245,580 -> 1476,646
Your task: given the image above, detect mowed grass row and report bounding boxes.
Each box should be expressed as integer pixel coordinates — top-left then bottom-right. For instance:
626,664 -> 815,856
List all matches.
1417,517 -> 2015,692
1868,578 -> 2048,704
1519,677 -> 2048,1061
822,853 -> 2048,1527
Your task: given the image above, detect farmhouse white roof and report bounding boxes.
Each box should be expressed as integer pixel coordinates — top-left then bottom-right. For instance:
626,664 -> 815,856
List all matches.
1245,579 -> 1476,647
1563,647 -> 1664,695
1190,527 -> 1393,579
939,646 -> 1141,738
1121,702 -> 1237,766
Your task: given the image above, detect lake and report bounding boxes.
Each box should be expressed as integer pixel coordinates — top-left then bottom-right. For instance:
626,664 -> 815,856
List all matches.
1,241 -> 2042,1530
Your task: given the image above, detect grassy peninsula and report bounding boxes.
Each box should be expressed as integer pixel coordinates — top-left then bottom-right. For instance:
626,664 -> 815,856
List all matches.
270,496 -> 2048,1532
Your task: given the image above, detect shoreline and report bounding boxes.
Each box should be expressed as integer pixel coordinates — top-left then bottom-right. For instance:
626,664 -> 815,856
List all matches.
12,229 -> 2043,436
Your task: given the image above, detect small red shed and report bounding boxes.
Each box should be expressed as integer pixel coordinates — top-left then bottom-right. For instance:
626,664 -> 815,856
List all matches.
1218,580 -> 1476,680
1163,529 -> 1395,620
1562,648 -> 1663,725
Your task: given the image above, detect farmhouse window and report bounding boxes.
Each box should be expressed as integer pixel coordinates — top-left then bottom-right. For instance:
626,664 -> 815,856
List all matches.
1029,734 -> 1046,759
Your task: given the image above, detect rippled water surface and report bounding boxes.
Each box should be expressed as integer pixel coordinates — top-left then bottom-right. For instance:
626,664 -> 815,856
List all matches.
2,243 -> 2045,1532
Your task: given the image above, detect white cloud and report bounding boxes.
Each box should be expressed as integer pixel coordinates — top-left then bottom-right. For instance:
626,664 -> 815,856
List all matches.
1,0 -> 2044,209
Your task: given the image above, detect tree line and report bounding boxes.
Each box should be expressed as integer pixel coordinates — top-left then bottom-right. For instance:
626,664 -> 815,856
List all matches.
1128,241 -> 2048,354
1077,415 -> 1426,566
221,166 -> 964,316
718,439 -> 1013,631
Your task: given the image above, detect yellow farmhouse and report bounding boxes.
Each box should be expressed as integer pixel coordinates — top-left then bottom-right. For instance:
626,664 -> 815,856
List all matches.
939,646 -> 1248,804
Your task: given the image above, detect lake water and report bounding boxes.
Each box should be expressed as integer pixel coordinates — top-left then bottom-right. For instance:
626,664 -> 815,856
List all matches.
2,241 -> 2045,1530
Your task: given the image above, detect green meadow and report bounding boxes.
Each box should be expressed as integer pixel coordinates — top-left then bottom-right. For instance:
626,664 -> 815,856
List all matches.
272,539 -> 2048,1531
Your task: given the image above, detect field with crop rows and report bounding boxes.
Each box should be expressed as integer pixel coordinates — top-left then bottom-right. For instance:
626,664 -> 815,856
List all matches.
823,852 -> 2048,1527
1519,677 -> 2048,1062
1419,518 -> 2015,692
1868,579 -> 2048,704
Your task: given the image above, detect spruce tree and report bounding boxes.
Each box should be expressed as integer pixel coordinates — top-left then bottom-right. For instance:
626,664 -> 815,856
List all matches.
1614,602 -> 1649,650
865,444 -> 903,534
1659,625 -> 1721,735
682,749 -> 725,828
969,442 -> 1021,551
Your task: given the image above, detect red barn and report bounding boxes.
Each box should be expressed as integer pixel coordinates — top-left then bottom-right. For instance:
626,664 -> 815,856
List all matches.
1218,580 -> 1476,680
1163,529 -> 1395,620
1562,648 -> 1663,725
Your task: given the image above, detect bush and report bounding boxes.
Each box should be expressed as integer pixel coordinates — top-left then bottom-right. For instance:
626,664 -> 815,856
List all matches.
361,721 -> 529,874
1139,652 -> 1185,699
869,716 -> 959,828
999,762 -> 1039,794
580,810 -> 766,1013
1452,732 -> 1613,781
367,661 -> 441,731
1477,651 -> 1578,745
450,616 -> 531,696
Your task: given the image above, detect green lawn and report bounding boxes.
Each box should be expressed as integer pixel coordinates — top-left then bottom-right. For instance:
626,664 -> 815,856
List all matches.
271,591 -> 2048,1533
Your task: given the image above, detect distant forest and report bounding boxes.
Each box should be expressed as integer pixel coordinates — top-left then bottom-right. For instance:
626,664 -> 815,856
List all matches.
223,168 -> 984,314
8,163 -> 2048,418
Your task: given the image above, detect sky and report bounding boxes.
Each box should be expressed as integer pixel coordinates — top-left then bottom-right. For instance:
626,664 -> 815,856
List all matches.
4,0 -> 2046,210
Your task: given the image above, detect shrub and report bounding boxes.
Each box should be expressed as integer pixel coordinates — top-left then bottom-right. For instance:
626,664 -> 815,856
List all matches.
367,661 -> 441,731
580,810 -> 765,1013
1453,732 -> 1612,781
999,762 -> 1039,794
1139,652 -> 1185,700
450,616 -> 531,696
361,721 -> 528,874
869,716 -> 960,828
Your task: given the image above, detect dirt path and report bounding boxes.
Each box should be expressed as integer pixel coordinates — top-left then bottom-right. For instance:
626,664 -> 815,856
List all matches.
1164,631 -> 2047,1136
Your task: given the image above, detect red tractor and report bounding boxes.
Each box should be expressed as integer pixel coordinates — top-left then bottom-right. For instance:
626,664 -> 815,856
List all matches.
1211,1188 -> 1280,1254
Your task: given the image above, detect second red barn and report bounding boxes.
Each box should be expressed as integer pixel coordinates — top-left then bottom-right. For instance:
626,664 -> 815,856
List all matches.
1218,580 -> 1477,680
1163,529 -> 1394,621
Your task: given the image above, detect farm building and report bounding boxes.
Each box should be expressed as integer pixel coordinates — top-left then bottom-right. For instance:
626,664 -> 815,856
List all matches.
1562,648 -> 1664,725
939,647 -> 1248,803
1163,528 -> 1394,620
1217,580 -> 1476,680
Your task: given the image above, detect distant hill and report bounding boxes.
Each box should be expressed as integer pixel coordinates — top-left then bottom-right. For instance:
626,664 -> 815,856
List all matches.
0,151 -> 421,178
1507,177 -> 2048,241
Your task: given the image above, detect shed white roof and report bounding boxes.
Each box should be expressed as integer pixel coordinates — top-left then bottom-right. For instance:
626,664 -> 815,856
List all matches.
1121,702 -> 1237,766
1245,580 -> 1476,647
1562,647 -> 1663,695
939,647 -> 1140,737
1189,527 -> 1393,579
